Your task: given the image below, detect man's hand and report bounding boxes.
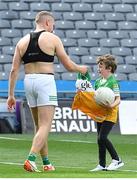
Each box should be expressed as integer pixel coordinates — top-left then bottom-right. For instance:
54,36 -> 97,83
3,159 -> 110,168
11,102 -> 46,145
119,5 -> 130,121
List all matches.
7,96 -> 16,112
79,65 -> 89,75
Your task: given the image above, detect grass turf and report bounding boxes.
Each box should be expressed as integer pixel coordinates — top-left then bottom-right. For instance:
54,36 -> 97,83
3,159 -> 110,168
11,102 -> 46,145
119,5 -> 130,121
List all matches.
0,133 -> 136,178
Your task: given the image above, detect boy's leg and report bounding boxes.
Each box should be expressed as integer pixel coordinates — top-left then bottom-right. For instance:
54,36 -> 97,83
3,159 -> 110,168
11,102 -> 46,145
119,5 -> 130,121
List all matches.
97,121 -> 115,167
97,121 -> 124,171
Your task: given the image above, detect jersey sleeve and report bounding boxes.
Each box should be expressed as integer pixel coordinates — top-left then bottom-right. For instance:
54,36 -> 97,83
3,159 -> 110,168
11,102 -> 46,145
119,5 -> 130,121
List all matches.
112,82 -> 120,96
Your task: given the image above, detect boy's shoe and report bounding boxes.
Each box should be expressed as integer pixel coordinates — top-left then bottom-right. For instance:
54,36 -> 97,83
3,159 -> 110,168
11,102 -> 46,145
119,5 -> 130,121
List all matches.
24,160 -> 41,172
107,159 -> 124,171
43,164 -> 55,171
89,165 -> 106,172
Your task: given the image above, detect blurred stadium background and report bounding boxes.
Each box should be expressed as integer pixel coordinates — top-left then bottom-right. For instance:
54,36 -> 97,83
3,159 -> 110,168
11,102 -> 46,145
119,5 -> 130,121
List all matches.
0,0 -> 137,134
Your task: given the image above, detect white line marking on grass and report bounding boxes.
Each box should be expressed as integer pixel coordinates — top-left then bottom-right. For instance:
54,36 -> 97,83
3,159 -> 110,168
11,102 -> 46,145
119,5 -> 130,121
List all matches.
0,161 -> 85,169
118,169 -> 137,173
0,161 -> 23,166
0,136 -> 26,141
0,136 -> 94,144
0,161 -> 137,172
56,139 -> 95,144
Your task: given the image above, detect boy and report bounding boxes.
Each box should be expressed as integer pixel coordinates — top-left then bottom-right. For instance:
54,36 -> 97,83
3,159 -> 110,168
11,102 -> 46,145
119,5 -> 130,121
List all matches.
72,54 -> 124,171
91,54 -> 124,171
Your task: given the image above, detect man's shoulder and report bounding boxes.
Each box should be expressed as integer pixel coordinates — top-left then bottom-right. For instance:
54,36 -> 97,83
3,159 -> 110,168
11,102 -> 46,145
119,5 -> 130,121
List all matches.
17,34 -> 30,45
44,31 -> 58,38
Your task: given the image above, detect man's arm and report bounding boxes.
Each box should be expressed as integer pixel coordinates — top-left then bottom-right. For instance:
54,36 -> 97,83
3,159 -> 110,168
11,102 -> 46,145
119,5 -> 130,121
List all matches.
55,36 -> 87,74
7,44 -> 22,110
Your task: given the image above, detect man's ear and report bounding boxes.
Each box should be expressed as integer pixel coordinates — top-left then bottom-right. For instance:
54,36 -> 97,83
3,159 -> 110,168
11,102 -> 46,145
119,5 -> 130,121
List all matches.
45,19 -> 49,26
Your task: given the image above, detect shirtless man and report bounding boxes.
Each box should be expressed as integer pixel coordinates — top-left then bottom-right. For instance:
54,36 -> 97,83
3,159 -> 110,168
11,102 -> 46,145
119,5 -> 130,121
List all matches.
7,11 -> 87,172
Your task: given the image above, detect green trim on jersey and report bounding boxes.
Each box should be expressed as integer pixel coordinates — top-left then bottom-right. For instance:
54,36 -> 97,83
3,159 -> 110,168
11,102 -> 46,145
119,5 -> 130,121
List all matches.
94,74 -> 120,96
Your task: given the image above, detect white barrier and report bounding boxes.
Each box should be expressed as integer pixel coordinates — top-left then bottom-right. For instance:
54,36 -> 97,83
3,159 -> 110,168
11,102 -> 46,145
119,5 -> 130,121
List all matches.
119,101 -> 137,135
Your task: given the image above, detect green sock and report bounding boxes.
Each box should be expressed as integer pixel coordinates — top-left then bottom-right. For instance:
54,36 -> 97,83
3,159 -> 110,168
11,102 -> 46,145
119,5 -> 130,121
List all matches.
28,152 -> 37,161
42,156 -> 50,165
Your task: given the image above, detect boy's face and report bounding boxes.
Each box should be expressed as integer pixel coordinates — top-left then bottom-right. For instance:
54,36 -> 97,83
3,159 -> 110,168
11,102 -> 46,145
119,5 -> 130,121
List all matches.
97,61 -> 111,78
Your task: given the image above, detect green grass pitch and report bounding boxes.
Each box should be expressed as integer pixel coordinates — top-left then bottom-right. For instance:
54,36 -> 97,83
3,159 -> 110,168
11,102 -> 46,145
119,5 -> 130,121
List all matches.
0,133 -> 136,178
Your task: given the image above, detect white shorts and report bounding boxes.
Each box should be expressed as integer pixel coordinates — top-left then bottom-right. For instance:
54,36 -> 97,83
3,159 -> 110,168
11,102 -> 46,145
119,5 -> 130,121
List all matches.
24,74 -> 58,107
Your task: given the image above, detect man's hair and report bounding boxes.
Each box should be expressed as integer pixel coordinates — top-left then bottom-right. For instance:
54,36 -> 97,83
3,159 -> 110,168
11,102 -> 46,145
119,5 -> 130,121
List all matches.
35,11 -> 54,24
96,54 -> 117,73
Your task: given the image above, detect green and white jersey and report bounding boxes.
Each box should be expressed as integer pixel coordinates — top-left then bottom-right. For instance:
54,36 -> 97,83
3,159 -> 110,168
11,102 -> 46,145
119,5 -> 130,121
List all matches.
94,74 -> 120,97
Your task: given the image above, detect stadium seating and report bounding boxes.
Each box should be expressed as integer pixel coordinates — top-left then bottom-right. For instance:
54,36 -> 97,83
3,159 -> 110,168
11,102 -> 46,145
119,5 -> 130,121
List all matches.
112,47 -> 132,56
84,13 -> 104,21
1,29 -> 22,38
125,56 -> 137,64
30,3 -> 50,11
114,73 -> 128,80
78,39 -> 98,47
0,65 -> 3,71
93,4 -> 113,12
68,47 -> 89,56
9,2 -> 29,11
0,37 -> 11,46
122,0 -> 137,3
105,13 -> 125,21
54,64 -> 67,73
61,72 -> 77,80
0,0 -> 137,81
87,30 -> 107,38
108,31 -> 129,39
0,11 -> 18,20
55,20 -> 74,29
61,38 -> 77,47
118,21 -> 137,30
0,72 -> 9,80
75,21 -> 96,29
126,13 -> 137,21
102,0 -> 121,3
11,20 -> 32,29
2,46 -> 15,55
81,55 -> 97,64
66,30 -> 87,38
20,11 -> 37,20
72,3 -> 92,12
90,47 -> 110,55
99,38 -> 119,47
63,12 -> 83,21
121,39 -> 137,47
0,55 -> 12,64
0,2 -> 8,10
116,56 -> 125,64
117,64 -> 136,73
97,21 -> 117,29
70,55 -> 81,64
52,3 -> 71,12
128,73 -> 137,80
0,20 -> 10,28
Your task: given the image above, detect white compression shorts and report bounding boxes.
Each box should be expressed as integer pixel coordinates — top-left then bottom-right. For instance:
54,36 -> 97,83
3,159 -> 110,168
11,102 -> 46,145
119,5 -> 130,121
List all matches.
24,74 -> 58,107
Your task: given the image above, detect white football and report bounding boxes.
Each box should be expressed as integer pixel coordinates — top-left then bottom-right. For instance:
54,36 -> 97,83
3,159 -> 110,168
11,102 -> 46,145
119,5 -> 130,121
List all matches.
94,87 -> 115,105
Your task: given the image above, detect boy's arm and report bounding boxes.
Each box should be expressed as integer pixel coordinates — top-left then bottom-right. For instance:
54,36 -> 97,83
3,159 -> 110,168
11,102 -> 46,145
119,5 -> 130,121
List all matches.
106,96 -> 121,108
